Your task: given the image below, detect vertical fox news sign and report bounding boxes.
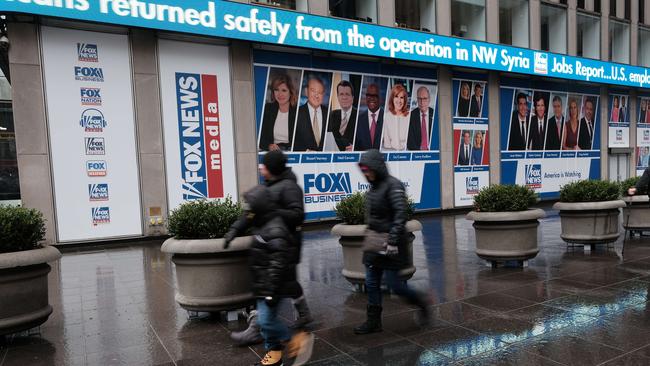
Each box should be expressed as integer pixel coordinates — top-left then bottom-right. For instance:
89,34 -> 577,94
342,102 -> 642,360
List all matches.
41,27 -> 142,242
160,40 -> 238,211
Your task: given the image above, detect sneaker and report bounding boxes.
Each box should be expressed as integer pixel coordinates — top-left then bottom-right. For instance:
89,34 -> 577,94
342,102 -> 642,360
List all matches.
286,331 -> 314,366
254,350 -> 283,366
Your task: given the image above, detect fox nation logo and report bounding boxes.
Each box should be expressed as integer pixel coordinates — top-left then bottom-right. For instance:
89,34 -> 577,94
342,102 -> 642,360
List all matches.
88,184 -> 109,201
91,207 -> 110,225
465,177 -> 480,194
303,173 -> 352,204
86,160 -> 107,177
80,108 -> 108,132
81,88 -> 102,106
77,43 -> 98,62
525,164 -> 542,189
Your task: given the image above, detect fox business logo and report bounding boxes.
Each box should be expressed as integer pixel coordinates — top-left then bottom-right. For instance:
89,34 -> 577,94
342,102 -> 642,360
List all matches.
525,164 -> 542,189
74,66 -> 104,82
88,184 -> 109,201
91,207 -> 110,225
85,137 -> 105,155
80,108 -> 108,132
86,160 -> 107,177
81,88 -> 102,105
303,173 -> 352,204
465,177 -> 480,194
77,43 -> 98,62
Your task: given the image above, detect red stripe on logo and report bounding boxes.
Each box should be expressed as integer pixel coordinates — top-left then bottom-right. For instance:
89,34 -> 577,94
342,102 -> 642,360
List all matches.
201,74 -> 224,198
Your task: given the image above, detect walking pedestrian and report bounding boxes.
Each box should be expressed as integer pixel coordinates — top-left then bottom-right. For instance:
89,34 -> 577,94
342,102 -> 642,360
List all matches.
353,149 -> 430,335
628,166 -> 650,196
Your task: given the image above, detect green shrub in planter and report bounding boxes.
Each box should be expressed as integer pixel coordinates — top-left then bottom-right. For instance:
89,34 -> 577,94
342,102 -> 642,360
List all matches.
473,184 -> 537,212
621,176 -> 642,196
167,198 -> 242,239
0,206 -> 46,254
559,180 -> 621,202
334,192 -> 417,225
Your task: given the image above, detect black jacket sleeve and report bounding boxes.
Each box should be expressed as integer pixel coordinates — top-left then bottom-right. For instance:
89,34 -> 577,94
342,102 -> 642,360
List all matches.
229,212 -> 252,237
276,182 -> 305,228
636,168 -> 650,194
386,178 -> 408,247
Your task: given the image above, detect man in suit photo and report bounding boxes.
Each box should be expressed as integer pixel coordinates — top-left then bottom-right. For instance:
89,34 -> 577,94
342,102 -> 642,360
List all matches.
528,94 -> 547,150
457,130 -> 472,165
354,83 -> 384,151
545,95 -> 564,150
293,77 -> 329,151
328,80 -> 357,151
469,83 -> 483,117
619,96 -> 627,122
507,92 -> 529,150
407,86 -> 435,151
578,98 -> 596,150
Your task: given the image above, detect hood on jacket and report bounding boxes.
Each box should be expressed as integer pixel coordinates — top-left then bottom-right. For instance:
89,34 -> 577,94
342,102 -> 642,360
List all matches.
359,149 -> 388,181
243,185 -> 276,216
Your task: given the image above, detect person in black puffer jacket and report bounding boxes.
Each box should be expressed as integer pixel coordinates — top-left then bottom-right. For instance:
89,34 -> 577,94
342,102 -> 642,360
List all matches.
354,149 -> 430,335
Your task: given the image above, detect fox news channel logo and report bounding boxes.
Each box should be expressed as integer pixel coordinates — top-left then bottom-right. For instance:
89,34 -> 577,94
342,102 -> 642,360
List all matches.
86,160 -> 107,177
616,129 -> 623,141
88,184 -> 109,201
91,207 -> 110,225
79,108 -> 108,132
534,53 -> 548,75
465,176 -> 480,194
644,130 -> 650,142
525,164 -> 542,189
85,137 -> 105,155
77,43 -> 98,62
81,88 -> 102,106
303,173 -> 352,204
74,66 -> 104,82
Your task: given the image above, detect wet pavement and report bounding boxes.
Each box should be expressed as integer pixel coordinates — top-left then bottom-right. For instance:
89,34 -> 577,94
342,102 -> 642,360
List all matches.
2,208 -> 650,365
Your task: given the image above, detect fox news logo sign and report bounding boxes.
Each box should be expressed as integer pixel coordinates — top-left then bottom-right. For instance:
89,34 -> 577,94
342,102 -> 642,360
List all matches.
465,176 -> 479,194
74,66 -> 104,82
525,164 -> 542,189
77,43 -> 98,62
534,52 -> 548,75
616,129 -> 623,141
80,108 -> 108,132
81,88 -> 102,105
91,207 -> 110,225
304,173 -> 352,204
644,130 -> 650,142
86,160 -> 107,177
85,137 -> 105,155
88,184 -> 109,201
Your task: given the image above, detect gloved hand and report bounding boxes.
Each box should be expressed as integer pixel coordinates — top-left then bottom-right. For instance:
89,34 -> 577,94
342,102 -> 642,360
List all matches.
265,296 -> 279,307
223,229 -> 237,249
385,245 -> 399,256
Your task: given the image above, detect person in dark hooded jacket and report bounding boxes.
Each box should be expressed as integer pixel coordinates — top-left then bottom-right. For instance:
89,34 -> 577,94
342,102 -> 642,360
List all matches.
354,149 -> 429,335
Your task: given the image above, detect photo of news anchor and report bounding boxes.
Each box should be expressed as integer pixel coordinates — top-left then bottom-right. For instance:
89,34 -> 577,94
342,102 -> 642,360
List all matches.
563,97 -> 581,150
507,92 -> 530,150
456,81 -> 471,117
470,131 -> 484,165
407,85 -> 435,151
619,96 -> 627,122
545,95 -> 565,150
258,71 -> 299,151
381,83 -> 411,151
327,79 -> 359,151
457,130 -> 472,166
578,97 -> 596,150
528,92 -> 548,150
469,83 -> 484,117
355,80 -> 386,151
293,74 -> 331,151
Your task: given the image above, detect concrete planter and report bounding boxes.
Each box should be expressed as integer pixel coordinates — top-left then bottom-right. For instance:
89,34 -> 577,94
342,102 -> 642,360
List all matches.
553,200 -> 626,246
161,236 -> 254,312
622,196 -> 650,232
330,220 -> 421,287
466,209 -> 546,264
0,246 -> 62,336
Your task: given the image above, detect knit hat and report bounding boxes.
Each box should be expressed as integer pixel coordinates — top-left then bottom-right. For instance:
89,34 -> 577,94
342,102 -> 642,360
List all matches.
263,150 -> 287,176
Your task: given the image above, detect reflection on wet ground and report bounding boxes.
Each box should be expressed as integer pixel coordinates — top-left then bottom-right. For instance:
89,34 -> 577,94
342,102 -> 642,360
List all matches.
2,207 -> 650,365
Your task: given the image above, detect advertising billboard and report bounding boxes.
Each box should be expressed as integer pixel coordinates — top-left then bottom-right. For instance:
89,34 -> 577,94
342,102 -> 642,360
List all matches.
636,96 -> 650,176
41,27 -> 142,241
500,79 -> 601,198
158,40 -> 238,211
254,51 -> 441,219
608,93 -> 630,148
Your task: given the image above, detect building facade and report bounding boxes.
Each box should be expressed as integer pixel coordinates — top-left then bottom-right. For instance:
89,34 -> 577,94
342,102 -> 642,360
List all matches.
1,0 -> 650,244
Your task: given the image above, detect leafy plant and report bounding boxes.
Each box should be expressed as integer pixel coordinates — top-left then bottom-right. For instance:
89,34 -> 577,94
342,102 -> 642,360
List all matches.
559,180 -> 621,202
0,206 -> 46,254
167,198 -> 242,239
620,176 -> 642,196
334,192 -> 417,225
473,184 -> 537,212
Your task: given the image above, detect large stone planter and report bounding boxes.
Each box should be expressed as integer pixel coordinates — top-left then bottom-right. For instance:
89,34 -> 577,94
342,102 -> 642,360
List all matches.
0,246 -> 62,336
622,196 -> 650,233
330,220 -> 421,287
466,209 -> 546,264
553,200 -> 626,247
161,236 -> 254,312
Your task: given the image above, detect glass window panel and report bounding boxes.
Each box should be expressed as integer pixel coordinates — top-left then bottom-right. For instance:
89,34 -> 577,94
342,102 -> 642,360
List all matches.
609,20 -> 630,63
499,0 -> 529,47
577,12 -> 600,59
540,4 -> 567,53
451,0 -> 487,41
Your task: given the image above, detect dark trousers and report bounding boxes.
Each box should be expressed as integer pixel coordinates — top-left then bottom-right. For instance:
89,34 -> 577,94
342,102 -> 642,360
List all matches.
365,264 -> 419,306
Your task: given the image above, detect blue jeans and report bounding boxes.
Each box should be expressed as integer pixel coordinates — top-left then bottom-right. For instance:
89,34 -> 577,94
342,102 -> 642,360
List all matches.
256,299 -> 291,351
365,264 -> 418,306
